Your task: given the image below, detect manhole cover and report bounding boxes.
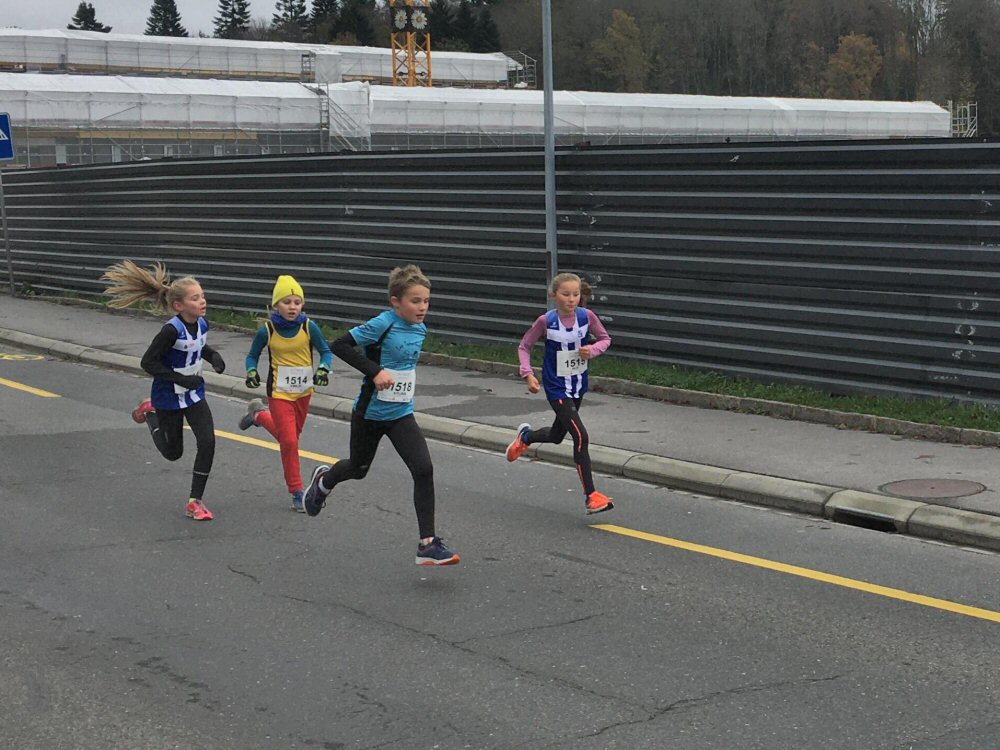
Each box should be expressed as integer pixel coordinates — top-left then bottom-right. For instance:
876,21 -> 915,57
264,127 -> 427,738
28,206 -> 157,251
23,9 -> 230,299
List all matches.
880,478 -> 986,500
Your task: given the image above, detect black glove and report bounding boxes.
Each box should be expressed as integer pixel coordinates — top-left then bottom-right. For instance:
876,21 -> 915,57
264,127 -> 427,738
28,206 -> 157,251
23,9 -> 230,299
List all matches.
313,367 -> 330,387
176,374 -> 204,391
209,352 -> 226,374
245,369 -> 260,389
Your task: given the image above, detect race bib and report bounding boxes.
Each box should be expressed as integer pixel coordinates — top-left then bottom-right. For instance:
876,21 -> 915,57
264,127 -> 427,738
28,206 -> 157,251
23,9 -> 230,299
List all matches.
173,360 -> 203,395
377,368 -> 416,403
556,350 -> 588,377
275,365 -> 313,394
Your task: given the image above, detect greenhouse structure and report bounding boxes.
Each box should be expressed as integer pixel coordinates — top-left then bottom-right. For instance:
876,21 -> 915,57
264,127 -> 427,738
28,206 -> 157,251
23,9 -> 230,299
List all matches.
0,72 -> 951,167
0,28 -> 515,88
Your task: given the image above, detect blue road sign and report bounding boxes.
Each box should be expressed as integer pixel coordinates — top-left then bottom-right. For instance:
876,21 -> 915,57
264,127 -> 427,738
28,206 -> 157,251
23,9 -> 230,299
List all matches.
0,114 -> 13,161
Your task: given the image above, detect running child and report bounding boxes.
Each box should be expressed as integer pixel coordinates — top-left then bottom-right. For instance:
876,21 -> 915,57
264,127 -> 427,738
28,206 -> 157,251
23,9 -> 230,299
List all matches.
102,260 -> 225,521
238,275 -> 332,512
303,265 -> 459,566
505,272 -> 614,514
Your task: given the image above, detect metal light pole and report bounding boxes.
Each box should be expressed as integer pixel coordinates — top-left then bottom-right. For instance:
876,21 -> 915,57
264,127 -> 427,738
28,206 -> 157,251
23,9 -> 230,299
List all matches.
542,0 -> 557,285
2,169 -> 11,296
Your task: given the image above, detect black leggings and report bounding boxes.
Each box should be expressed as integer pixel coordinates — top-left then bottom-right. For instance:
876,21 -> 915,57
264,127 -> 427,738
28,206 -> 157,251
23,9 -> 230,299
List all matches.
321,411 -> 436,539
145,399 -> 216,501
525,396 -> 595,496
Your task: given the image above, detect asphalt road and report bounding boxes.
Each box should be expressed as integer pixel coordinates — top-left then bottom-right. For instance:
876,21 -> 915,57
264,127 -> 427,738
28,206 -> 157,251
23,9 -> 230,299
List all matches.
4,348 -> 1000,750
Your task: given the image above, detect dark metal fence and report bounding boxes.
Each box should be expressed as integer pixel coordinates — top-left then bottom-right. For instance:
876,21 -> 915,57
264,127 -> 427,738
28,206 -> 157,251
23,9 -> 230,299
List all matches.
4,139 -> 1000,402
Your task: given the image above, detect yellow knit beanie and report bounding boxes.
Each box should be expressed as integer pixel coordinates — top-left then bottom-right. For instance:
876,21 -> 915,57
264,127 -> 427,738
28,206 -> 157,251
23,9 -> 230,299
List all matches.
271,275 -> 304,306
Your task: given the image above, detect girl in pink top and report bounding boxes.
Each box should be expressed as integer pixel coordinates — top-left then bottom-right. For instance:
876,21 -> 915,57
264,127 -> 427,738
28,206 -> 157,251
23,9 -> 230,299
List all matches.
505,272 -> 614,514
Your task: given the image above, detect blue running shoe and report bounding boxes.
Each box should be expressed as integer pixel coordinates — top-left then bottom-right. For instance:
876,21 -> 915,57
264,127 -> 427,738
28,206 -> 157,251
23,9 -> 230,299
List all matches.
416,537 -> 460,566
291,490 -> 305,513
303,465 -> 330,517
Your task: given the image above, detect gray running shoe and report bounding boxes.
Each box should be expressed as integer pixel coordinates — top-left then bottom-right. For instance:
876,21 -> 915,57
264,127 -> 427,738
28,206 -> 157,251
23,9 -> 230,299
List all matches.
239,398 -> 267,431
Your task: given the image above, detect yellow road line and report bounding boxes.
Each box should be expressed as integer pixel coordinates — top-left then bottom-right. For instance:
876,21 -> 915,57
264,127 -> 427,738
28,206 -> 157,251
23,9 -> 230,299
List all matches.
594,523 -> 1000,625
192,427 -> 340,464
0,376 -> 61,398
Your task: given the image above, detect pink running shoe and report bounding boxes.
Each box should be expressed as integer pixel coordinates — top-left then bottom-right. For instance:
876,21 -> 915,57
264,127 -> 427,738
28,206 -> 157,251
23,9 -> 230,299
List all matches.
131,399 -> 155,424
185,499 -> 214,521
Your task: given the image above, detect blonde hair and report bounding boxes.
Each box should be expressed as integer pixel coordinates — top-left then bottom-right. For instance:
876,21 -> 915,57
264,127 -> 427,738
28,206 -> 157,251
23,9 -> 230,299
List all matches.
101,260 -> 200,314
550,272 -> 593,306
388,264 -> 431,300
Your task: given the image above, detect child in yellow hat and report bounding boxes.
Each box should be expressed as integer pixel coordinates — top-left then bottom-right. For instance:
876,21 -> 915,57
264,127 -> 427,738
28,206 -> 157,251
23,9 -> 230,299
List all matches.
239,275 -> 332,511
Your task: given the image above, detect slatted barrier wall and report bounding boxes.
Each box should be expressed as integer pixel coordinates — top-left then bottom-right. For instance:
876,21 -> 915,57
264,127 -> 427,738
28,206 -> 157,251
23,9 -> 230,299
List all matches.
5,139 -> 999,401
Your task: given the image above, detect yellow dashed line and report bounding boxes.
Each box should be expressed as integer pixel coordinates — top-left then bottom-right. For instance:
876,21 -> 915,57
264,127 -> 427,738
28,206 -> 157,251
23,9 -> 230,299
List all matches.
211,428 -> 340,464
594,523 -> 1000,625
0,376 -> 60,398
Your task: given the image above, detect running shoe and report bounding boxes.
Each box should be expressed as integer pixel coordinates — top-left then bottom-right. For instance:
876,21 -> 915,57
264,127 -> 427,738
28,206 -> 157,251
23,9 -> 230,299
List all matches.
505,422 -> 532,462
291,490 -> 305,513
238,398 -> 268,431
303,465 -> 330,517
131,399 -> 155,424
585,491 -> 614,515
415,537 -> 460,566
185,499 -> 214,521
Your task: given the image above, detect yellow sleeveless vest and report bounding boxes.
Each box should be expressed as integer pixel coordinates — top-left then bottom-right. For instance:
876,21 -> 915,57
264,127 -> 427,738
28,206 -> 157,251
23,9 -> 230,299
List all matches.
267,320 -> 314,401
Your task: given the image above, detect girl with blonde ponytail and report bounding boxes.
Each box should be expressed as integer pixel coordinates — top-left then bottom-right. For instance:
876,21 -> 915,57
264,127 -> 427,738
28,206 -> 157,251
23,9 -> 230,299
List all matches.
102,260 -> 226,521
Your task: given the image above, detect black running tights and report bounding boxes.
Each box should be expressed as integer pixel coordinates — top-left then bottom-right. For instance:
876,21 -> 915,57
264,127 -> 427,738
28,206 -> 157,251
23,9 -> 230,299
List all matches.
525,397 -> 595,496
321,411 -> 436,539
145,399 -> 216,500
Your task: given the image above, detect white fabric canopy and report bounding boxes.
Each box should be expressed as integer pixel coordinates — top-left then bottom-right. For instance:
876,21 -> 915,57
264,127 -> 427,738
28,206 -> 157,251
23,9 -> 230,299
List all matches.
368,87 -> 951,139
0,71 -> 949,141
0,29 -> 512,86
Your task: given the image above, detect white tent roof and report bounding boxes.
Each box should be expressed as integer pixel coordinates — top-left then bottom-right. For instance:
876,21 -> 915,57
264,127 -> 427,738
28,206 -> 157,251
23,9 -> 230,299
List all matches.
368,86 -> 951,138
0,73 -> 370,134
0,28 -> 513,85
0,71 -> 950,140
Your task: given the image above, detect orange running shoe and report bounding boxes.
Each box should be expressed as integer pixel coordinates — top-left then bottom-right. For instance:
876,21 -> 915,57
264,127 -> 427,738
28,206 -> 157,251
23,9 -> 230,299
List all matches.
131,399 -> 155,424
185,499 -> 214,521
585,491 -> 614,515
505,423 -> 532,462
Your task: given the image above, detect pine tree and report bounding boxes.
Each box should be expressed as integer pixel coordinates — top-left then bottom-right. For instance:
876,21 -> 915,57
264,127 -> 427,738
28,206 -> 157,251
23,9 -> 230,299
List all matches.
428,0 -> 454,44
146,0 -> 188,37
67,2 -> 112,32
312,0 -> 339,28
311,0 -> 339,42
471,6 -> 500,52
336,0 -> 375,45
214,0 -> 252,39
452,0 -> 476,49
274,0 -> 309,29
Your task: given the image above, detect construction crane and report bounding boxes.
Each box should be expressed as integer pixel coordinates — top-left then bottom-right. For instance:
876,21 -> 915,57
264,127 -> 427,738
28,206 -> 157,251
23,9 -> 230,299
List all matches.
389,0 -> 432,87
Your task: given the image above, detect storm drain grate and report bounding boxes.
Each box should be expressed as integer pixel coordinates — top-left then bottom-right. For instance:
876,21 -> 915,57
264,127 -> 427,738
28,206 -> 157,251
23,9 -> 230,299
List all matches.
830,507 -> 899,533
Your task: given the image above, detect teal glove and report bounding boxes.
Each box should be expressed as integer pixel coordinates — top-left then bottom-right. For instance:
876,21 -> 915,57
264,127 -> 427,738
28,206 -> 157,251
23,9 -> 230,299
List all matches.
313,367 -> 330,387
245,369 -> 260,388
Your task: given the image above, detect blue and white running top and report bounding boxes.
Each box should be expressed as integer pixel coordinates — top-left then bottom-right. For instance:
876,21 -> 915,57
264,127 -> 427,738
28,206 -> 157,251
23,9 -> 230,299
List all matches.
150,315 -> 208,410
542,307 -> 590,400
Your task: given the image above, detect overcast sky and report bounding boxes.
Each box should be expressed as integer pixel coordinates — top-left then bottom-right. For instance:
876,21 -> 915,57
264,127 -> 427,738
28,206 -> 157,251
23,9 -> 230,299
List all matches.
2,0 -> 269,37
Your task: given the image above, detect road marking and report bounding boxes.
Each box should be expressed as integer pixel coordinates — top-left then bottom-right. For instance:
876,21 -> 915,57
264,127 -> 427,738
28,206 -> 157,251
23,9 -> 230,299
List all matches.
0,376 -> 60,398
0,353 -> 45,361
191,427 -> 340,464
594,523 -> 1000,625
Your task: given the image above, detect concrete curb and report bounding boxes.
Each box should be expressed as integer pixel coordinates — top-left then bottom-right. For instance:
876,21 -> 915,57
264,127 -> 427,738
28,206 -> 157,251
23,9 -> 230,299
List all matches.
5,325 -> 1000,553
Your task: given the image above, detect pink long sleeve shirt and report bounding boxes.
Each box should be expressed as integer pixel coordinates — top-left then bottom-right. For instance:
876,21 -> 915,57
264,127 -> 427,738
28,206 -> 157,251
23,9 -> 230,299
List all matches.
517,309 -> 612,378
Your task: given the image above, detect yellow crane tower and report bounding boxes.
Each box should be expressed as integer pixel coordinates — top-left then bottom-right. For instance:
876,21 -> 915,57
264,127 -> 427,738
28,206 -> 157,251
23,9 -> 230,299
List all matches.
389,0 -> 432,86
